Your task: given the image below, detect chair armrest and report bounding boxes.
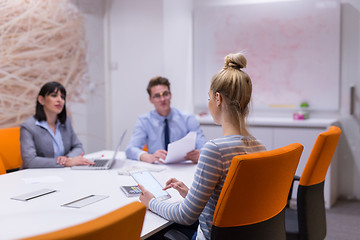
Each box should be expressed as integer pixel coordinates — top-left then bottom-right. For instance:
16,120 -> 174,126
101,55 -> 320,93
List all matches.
287,175 -> 300,208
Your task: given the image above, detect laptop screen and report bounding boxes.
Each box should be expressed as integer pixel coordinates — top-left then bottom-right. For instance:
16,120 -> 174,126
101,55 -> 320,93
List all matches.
111,129 -> 127,161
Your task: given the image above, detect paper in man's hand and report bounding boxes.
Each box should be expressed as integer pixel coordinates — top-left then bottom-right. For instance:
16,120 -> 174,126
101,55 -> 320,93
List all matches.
163,131 -> 196,164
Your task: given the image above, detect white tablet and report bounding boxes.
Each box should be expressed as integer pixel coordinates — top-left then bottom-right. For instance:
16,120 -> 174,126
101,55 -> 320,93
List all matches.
130,170 -> 171,201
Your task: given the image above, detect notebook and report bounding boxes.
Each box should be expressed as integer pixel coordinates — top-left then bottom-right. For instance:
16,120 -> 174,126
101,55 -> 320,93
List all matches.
71,130 -> 127,170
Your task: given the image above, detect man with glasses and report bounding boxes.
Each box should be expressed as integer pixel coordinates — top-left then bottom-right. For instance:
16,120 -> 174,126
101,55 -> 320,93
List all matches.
125,76 -> 207,164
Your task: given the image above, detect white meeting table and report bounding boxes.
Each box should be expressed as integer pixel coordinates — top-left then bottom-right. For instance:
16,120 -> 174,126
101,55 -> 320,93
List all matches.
0,151 -> 197,240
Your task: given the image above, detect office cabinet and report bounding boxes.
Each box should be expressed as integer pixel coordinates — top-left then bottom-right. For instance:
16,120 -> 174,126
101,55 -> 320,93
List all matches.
198,116 -> 339,208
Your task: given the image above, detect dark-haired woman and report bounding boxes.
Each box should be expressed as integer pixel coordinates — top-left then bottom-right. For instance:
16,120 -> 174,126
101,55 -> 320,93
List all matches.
20,81 -> 94,168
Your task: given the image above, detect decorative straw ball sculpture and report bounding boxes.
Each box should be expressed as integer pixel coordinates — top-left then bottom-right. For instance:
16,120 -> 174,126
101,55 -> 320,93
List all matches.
0,0 -> 89,127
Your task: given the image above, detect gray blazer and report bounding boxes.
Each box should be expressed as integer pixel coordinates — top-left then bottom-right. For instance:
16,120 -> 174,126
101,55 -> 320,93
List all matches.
20,116 -> 84,168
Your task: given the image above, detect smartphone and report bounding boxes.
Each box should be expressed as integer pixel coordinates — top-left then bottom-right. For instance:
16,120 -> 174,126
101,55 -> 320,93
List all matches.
130,170 -> 171,201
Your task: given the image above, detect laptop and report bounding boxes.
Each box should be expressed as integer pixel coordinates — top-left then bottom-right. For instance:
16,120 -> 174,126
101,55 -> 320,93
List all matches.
71,130 -> 127,170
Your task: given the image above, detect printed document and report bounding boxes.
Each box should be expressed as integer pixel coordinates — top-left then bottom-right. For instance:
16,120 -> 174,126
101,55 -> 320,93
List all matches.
163,131 -> 196,164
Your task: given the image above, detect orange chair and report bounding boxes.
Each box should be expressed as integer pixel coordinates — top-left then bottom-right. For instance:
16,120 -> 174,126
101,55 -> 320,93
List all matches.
22,201 -> 146,240
0,157 -> 6,175
211,143 -> 304,240
0,127 -> 22,172
285,126 -> 341,240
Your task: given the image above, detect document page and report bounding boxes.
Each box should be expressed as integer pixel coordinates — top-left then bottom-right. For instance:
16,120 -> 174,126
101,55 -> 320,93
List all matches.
163,131 -> 196,164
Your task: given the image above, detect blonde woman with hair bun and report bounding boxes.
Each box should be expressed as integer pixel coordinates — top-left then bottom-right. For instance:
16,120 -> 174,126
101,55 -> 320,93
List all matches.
209,52 -> 252,136
138,53 -> 266,240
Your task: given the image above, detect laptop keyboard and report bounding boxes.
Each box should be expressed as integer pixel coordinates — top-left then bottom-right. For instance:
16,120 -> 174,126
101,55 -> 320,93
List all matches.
92,160 -> 108,167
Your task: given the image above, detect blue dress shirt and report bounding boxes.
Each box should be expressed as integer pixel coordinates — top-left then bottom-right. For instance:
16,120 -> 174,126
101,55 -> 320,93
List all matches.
35,120 -> 65,159
125,108 -> 207,160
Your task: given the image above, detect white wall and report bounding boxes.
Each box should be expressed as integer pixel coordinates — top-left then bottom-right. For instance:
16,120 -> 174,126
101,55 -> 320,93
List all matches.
338,0 -> 360,199
108,0 -> 165,148
70,0 -> 106,153
163,0 -> 193,113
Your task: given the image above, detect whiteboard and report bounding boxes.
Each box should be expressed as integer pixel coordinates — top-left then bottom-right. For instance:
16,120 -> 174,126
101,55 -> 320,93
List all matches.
193,0 -> 340,112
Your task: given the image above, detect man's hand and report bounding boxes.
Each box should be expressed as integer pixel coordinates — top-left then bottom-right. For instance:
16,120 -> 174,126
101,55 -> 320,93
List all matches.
140,150 -> 167,164
185,149 -> 200,164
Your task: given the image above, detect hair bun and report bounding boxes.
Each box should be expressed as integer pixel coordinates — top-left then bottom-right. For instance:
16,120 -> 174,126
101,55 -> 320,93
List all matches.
224,53 -> 247,70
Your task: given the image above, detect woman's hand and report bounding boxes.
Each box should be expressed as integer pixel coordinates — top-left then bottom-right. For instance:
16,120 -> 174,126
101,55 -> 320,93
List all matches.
163,178 -> 189,198
57,152 -> 94,167
57,156 -> 69,166
138,184 -> 155,208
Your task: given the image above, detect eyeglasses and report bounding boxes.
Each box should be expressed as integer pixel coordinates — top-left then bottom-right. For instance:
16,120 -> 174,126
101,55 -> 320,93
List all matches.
152,91 -> 171,100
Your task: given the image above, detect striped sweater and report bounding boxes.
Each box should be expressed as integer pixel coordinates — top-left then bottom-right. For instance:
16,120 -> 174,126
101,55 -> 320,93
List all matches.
149,135 -> 266,240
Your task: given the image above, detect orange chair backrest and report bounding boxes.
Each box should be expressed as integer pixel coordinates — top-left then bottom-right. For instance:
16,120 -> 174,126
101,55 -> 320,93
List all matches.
0,127 -> 22,170
213,143 -> 303,227
0,157 -> 6,175
22,201 -> 146,240
299,126 -> 341,187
